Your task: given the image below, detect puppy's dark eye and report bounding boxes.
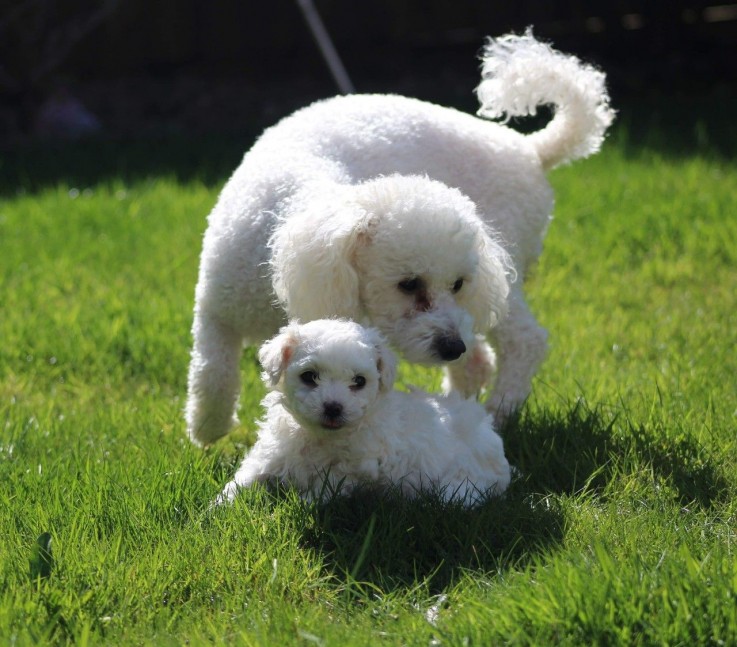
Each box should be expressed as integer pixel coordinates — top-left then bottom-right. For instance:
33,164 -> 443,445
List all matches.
452,278 -> 464,294
300,370 -> 318,387
398,278 -> 420,294
351,375 -> 366,390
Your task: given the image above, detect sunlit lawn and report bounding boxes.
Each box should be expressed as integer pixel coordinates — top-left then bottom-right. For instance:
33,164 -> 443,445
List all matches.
1,100 -> 736,644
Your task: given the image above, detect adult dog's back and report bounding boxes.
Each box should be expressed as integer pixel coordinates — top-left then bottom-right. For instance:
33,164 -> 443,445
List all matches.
186,31 -> 614,447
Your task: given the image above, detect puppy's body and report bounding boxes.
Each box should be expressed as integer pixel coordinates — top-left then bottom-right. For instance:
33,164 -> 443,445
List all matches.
218,389 -> 510,506
218,320 -> 511,507
188,32 -> 614,446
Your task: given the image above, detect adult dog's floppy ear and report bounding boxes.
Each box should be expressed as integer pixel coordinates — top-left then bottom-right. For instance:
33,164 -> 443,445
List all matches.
362,326 -> 397,392
258,324 -> 300,388
461,223 -> 512,332
269,187 -> 372,322
377,344 -> 397,393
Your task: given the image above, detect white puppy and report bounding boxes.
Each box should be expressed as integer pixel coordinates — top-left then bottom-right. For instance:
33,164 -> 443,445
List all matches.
217,319 -> 511,507
187,31 -> 615,446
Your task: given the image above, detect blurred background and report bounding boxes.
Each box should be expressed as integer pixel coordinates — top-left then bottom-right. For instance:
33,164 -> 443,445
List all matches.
1,1 -> 735,152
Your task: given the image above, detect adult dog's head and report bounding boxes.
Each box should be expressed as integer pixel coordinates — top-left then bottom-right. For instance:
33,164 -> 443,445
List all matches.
269,175 -> 511,365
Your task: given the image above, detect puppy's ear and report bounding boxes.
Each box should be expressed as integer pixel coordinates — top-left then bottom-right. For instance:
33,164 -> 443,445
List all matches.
258,325 -> 300,388
463,225 -> 512,332
364,327 -> 397,392
270,189 -> 374,322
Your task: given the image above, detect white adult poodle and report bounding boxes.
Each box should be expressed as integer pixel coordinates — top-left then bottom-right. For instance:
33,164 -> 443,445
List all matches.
216,319 -> 511,507
187,30 -> 615,447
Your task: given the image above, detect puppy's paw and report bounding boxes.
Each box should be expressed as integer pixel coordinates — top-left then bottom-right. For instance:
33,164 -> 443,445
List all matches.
210,480 -> 240,508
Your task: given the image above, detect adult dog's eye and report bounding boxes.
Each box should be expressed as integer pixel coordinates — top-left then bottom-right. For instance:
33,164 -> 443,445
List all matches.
398,278 -> 420,294
300,370 -> 318,387
452,278 -> 464,293
351,375 -> 366,390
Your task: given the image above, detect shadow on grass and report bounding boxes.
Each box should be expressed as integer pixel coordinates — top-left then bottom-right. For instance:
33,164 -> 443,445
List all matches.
293,401 -> 730,593
503,401 -> 731,509
300,481 -> 563,594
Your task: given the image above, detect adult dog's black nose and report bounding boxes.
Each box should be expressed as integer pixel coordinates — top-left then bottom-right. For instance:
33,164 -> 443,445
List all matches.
434,336 -> 466,361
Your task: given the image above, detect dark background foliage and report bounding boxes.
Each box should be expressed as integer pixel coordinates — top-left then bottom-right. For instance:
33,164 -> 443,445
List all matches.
1,0 -> 735,145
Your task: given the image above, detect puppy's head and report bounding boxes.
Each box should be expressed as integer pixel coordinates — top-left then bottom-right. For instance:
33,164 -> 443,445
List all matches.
258,319 -> 396,433
270,175 -> 510,365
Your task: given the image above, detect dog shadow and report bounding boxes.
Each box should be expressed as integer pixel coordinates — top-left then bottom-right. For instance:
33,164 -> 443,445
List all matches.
296,401 -> 729,593
502,400 -> 730,509
299,480 -> 564,593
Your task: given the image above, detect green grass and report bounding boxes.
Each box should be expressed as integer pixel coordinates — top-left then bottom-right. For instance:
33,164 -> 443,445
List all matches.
2,103 -> 737,645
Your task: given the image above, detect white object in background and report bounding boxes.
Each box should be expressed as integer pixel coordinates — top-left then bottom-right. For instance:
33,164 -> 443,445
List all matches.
295,0 -> 355,94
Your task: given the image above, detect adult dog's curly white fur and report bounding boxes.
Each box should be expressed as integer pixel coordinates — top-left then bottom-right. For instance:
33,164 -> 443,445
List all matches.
216,319 -> 511,506
186,31 -> 614,447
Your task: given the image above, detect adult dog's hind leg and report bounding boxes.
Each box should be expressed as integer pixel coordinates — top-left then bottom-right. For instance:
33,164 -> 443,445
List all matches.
185,313 -> 243,447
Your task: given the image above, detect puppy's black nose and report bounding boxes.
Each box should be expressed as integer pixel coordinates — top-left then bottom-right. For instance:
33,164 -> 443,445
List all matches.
434,336 -> 466,361
323,401 -> 344,420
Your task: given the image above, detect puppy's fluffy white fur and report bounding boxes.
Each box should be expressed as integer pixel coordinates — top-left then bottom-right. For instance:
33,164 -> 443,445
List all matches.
187,30 -> 614,447
217,320 -> 511,507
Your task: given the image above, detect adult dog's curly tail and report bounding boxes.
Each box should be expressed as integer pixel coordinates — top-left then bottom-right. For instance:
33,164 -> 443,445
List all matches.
476,29 -> 615,171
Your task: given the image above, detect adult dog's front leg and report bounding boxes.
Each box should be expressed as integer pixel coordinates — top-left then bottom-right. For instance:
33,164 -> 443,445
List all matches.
443,335 -> 497,398
486,287 -> 548,421
185,314 -> 243,447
